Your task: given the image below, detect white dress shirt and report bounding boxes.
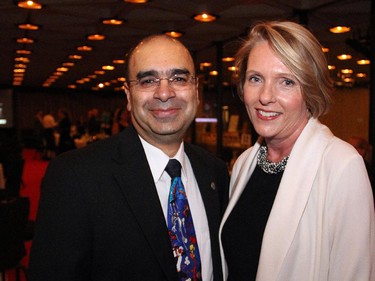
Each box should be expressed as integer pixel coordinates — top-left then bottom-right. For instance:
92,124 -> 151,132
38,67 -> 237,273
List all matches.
140,136 -> 213,281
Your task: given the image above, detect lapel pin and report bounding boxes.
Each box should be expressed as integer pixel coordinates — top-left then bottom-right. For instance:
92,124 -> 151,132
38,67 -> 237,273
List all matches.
210,182 -> 216,190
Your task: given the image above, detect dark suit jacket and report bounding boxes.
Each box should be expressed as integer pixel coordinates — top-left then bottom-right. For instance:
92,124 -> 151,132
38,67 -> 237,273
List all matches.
29,125 -> 229,281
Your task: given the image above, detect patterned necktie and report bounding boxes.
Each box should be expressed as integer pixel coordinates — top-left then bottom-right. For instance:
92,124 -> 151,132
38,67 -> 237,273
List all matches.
165,159 -> 202,281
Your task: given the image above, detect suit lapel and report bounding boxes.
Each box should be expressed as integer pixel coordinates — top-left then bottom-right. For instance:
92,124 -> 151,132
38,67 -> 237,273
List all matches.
111,126 -> 178,281
185,144 -> 223,279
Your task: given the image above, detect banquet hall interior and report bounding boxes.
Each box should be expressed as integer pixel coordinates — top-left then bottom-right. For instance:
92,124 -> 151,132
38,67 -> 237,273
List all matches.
0,0 -> 374,280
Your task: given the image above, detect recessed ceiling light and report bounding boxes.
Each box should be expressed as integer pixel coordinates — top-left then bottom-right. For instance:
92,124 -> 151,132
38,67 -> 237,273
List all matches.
14,57 -> 30,63
193,13 -> 217,22
113,59 -> 125,64
329,26 -> 351,33
62,62 -> 75,67
337,54 -> 352,60
209,70 -> 218,76
16,49 -> 31,55
77,45 -> 93,51
164,31 -> 183,38
356,73 -> 367,78
124,0 -> 148,3
102,65 -> 115,71
200,62 -> 212,68
16,37 -> 34,44
18,1 -> 42,9
222,57 -> 234,62
321,47 -> 330,53
69,55 -> 83,60
341,69 -> 353,74
102,18 -> 124,25
18,23 -> 40,30
87,34 -> 106,41
57,67 -> 69,72
227,66 -> 238,71
357,59 -> 370,65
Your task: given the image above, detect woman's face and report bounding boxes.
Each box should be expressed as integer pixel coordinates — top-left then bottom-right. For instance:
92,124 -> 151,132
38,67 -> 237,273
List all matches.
243,41 -> 310,146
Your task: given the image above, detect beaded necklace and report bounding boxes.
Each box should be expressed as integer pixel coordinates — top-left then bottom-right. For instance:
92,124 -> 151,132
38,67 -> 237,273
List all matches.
257,145 -> 289,174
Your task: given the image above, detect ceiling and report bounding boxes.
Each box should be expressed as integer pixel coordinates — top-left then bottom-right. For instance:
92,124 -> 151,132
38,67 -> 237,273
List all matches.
0,0 -> 372,93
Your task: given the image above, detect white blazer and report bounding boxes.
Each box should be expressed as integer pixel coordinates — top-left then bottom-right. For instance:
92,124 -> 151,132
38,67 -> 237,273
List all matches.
219,118 -> 375,281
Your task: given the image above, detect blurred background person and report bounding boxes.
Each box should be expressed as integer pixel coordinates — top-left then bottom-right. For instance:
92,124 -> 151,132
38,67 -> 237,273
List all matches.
56,108 -> 74,154
41,110 -> 57,160
111,107 -> 130,135
219,21 -> 374,281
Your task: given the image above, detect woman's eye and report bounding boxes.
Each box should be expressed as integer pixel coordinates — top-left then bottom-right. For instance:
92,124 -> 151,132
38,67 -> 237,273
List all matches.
248,76 -> 260,83
283,79 -> 295,86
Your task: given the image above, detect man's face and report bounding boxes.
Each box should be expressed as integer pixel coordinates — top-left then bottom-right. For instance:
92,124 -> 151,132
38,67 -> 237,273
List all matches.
124,37 -> 199,149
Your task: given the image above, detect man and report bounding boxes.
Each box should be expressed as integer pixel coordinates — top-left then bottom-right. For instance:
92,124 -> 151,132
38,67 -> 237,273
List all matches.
29,35 -> 229,281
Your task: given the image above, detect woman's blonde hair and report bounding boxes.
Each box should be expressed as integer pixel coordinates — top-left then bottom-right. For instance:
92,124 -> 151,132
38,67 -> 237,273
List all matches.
234,21 -> 333,118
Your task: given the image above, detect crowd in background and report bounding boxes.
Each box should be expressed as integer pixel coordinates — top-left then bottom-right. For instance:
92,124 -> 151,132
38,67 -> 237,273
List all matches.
32,106 -> 131,160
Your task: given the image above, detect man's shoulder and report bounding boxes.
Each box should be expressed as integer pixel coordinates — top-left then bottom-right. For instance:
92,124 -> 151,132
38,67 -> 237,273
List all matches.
184,143 -> 226,166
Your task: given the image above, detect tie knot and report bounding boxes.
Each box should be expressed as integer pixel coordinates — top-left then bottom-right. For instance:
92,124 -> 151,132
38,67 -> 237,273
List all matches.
165,159 -> 181,178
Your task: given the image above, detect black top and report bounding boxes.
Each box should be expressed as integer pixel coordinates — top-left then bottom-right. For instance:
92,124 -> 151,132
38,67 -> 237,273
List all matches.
222,165 -> 283,281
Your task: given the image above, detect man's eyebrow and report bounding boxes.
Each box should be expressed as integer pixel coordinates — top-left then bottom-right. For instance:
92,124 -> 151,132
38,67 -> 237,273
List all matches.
135,68 -> 191,79
136,70 -> 158,79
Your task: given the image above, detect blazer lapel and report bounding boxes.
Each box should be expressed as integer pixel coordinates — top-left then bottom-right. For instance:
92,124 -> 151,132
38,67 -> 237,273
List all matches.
111,126 -> 178,281
257,118 -> 334,280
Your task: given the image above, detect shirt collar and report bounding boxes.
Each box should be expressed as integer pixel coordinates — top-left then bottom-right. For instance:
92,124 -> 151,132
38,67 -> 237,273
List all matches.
139,135 -> 186,183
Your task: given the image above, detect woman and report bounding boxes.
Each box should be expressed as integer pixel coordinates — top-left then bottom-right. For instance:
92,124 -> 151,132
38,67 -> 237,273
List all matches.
219,21 -> 374,281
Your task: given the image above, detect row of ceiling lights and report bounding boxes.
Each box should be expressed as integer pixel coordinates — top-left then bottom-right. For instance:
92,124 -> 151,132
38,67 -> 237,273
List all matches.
13,0 -> 371,90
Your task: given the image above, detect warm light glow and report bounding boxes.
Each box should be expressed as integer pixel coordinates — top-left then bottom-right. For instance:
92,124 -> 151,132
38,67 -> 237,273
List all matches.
343,77 -> 354,83
18,23 -> 39,30
69,55 -> 82,60
357,59 -> 370,65
68,85 -> 77,89
200,62 -> 212,69
227,66 -> 238,72
118,77 -> 126,82
16,37 -> 34,44
164,31 -> 183,38
341,69 -> 353,74
113,59 -> 125,64
87,34 -> 106,41
222,57 -> 234,62
16,50 -> 31,55
14,69 -> 26,73
124,0 -> 148,3
95,70 -> 106,75
18,1 -> 42,9
57,67 -> 69,72
14,57 -> 30,63
356,73 -> 367,78
98,83 -> 105,88
14,64 -> 27,68
62,62 -> 75,67
337,54 -> 352,60
88,75 -> 97,79
322,47 -> 329,53
193,13 -> 216,22
209,70 -> 218,76
328,65 -> 336,70
102,65 -> 115,70
102,18 -> 123,25
77,45 -> 93,51
329,26 -> 351,33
